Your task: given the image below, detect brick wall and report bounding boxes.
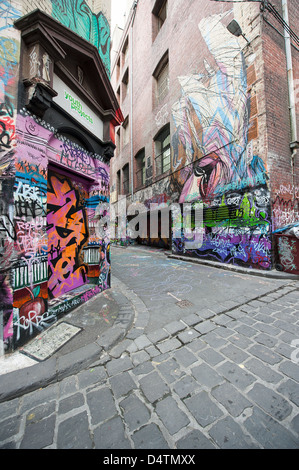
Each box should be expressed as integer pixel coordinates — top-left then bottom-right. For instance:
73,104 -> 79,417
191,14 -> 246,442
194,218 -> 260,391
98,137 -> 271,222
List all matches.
261,0 -> 299,229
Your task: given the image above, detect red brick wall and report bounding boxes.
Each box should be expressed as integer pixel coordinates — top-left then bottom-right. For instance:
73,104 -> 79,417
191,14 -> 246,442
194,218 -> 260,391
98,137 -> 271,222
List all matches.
261,0 -> 299,229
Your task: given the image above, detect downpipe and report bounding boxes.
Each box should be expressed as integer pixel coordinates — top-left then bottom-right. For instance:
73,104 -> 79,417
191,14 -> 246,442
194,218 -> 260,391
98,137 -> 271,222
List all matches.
282,0 -> 298,199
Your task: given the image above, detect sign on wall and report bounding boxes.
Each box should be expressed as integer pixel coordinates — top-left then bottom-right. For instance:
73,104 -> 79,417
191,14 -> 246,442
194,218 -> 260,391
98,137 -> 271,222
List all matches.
53,74 -> 104,140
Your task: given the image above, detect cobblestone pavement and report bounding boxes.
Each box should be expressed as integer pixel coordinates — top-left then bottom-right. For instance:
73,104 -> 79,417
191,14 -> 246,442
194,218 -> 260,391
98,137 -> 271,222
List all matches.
0,247 -> 299,450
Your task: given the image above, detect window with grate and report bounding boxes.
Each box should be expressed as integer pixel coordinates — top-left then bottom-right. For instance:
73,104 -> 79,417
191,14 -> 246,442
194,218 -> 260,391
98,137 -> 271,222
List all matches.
122,164 -> 129,195
157,62 -> 169,103
154,124 -> 170,176
122,116 -> 129,147
117,170 -> 121,196
115,128 -> 120,155
157,0 -> 167,30
135,148 -> 146,188
153,51 -> 169,106
152,0 -> 167,40
122,68 -> 129,102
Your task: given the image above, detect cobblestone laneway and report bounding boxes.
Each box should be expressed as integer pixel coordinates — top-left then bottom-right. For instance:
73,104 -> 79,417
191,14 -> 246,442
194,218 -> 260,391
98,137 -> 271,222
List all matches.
0,247 -> 299,450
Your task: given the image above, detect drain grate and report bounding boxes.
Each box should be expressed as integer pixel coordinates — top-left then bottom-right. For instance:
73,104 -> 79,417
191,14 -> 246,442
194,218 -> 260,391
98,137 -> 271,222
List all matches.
176,300 -> 193,309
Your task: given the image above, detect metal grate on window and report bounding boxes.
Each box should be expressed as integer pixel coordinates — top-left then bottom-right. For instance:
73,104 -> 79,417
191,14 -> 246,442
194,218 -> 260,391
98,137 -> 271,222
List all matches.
157,63 -> 169,103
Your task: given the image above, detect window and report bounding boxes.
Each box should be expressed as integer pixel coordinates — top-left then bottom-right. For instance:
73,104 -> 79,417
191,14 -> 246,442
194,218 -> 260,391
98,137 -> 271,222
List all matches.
122,36 -> 129,67
122,164 -> 129,195
154,124 -> 171,176
122,68 -> 129,102
116,57 -> 120,81
122,116 -> 129,147
157,0 -> 167,30
135,148 -> 146,188
117,170 -> 121,196
152,0 -> 167,40
157,62 -> 169,103
116,128 -> 120,156
153,51 -> 169,105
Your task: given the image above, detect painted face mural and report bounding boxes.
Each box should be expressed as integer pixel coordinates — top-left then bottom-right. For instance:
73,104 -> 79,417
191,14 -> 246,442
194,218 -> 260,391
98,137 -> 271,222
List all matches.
47,170 -> 89,298
171,12 -> 271,269
172,12 -> 257,199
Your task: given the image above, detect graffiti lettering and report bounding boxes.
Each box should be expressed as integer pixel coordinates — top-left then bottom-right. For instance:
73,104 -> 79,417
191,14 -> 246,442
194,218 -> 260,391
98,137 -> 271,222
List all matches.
0,96 -> 15,150
16,217 -> 47,257
50,0 -> 111,75
277,237 -> 297,272
13,307 -> 56,341
47,170 -> 89,298
80,285 -> 101,303
272,195 -> 299,231
15,181 -> 46,202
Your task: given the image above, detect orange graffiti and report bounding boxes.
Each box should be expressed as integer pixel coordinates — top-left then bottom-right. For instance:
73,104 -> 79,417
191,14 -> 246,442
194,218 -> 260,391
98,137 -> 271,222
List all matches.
47,171 -> 89,298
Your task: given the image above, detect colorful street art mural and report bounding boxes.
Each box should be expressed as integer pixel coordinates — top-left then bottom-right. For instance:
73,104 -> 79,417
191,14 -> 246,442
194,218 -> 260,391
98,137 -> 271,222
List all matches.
50,0 -> 111,75
0,0 -> 21,353
170,12 -> 272,269
10,112 -> 111,349
0,0 -> 113,353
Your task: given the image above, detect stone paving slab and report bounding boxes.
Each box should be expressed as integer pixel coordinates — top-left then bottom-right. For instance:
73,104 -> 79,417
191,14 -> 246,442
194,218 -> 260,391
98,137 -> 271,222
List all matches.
0,280 -> 298,450
0,247 -> 299,450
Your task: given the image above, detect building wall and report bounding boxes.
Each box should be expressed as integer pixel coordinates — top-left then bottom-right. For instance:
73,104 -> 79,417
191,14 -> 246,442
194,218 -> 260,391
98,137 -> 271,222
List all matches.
262,0 -> 299,231
0,1 -> 115,354
0,0 -> 22,355
13,113 -> 111,349
111,0 -> 298,269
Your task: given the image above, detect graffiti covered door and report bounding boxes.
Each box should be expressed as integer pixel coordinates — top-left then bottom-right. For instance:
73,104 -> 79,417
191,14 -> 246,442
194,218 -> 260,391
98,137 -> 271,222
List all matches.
47,169 -> 90,299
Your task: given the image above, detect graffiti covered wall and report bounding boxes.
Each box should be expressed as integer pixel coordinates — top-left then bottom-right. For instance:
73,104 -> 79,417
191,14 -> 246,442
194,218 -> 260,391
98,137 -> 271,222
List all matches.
10,112 -> 111,349
0,0 -> 21,353
0,1 -> 115,354
170,13 -> 272,269
50,0 -> 111,75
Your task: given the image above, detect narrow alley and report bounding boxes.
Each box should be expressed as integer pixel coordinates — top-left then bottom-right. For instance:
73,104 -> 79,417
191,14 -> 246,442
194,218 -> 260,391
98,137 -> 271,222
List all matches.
0,245 -> 298,450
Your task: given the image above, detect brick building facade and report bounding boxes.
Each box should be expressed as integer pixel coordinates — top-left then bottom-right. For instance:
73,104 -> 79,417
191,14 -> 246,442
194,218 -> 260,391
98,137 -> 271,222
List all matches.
110,0 -> 299,270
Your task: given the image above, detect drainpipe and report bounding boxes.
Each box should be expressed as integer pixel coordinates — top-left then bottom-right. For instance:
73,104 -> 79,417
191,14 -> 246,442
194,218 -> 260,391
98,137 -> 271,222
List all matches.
130,1 -> 138,199
281,0 -> 298,197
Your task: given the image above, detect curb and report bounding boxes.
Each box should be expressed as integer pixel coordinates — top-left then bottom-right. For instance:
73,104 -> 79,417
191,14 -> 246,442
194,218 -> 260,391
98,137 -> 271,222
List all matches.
168,254 -> 299,280
0,282 -> 136,404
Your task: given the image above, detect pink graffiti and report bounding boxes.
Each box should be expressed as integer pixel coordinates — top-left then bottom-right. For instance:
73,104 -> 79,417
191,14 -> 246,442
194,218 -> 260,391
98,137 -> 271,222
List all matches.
80,286 -> 101,303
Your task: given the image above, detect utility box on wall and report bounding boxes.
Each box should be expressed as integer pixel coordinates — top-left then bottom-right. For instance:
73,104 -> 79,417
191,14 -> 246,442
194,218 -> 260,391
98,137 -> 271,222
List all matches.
0,9 -> 123,354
